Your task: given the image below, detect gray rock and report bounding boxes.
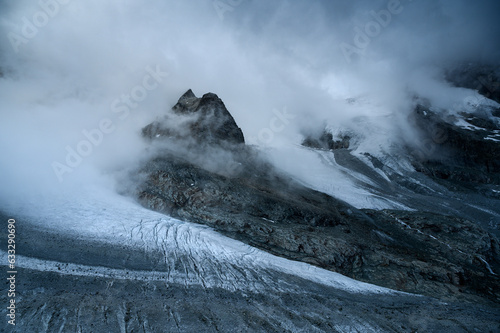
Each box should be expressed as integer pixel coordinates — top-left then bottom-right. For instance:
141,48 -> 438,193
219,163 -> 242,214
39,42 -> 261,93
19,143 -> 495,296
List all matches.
143,89 -> 245,146
409,104 -> 500,188
302,130 -> 350,150
445,62 -> 500,103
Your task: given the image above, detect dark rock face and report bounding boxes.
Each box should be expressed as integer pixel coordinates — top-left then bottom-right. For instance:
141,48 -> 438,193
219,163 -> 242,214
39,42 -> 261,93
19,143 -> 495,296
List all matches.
408,104 -> 500,188
302,130 -> 350,150
363,210 -> 500,300
137,155 -> 500,303
136,90 -> 500,305
445,63 -> 500,103
143,89 -> 245,146
137,154 -> 364,273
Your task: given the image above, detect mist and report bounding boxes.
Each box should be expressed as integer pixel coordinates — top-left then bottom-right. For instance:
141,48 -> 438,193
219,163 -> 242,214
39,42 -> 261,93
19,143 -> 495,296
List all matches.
1,0 -> 499,211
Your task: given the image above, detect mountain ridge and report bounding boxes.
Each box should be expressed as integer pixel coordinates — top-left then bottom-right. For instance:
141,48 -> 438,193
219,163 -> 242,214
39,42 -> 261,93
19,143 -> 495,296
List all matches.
135,89 -> 500,304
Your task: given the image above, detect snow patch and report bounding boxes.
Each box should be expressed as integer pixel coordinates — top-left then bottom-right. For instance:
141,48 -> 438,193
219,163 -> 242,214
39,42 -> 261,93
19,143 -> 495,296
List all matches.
261,145 -> 409,210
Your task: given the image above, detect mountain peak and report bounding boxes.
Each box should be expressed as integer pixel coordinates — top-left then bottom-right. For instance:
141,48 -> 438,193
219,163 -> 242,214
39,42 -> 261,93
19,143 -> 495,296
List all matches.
179,89 -> 196,101
143,90 -> 245,146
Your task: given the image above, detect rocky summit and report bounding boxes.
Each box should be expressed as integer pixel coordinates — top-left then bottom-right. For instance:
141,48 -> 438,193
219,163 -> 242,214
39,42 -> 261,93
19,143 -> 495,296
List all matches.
142,89 -> 245,147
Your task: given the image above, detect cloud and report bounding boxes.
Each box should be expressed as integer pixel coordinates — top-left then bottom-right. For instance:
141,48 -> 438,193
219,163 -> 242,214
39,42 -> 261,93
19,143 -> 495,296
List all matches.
0,0 -> 498,209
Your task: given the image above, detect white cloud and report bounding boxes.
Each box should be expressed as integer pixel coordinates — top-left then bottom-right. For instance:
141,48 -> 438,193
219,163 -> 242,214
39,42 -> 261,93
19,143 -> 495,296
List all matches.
0,0 -> 498,208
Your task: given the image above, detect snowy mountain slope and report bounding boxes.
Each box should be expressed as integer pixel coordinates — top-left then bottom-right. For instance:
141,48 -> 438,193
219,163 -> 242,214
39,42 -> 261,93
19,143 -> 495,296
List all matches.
1,186 -> 499,332
261,145 -> 412,210
1,186 -> 393,295
267,88 -> 500,236
264,141 -> 500,235
0,71 -> 498,333
134,89 -> 499,307
1,0 -> 500,331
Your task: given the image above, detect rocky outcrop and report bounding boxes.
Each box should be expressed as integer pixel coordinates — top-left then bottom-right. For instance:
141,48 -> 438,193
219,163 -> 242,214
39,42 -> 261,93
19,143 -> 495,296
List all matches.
137,154 -> 500,302
302,130 -> 350,150
445,62 -> 500,104
136,90 -> 500,304
363,210 -> 500,300
142,89 -> 245,147
408,103 -> 500,189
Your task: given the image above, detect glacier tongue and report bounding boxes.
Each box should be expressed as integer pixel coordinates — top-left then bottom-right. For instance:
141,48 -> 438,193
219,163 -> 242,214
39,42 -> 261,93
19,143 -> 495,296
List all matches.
2,185 -> 499,332
6,185 -> 393,295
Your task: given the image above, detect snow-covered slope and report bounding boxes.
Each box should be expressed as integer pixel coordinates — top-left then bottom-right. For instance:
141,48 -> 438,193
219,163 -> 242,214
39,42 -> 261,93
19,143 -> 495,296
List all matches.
4,186 -> 499,332
259,88 -> 500,236
261,145 -> 411,210
2,186 -> 394,295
